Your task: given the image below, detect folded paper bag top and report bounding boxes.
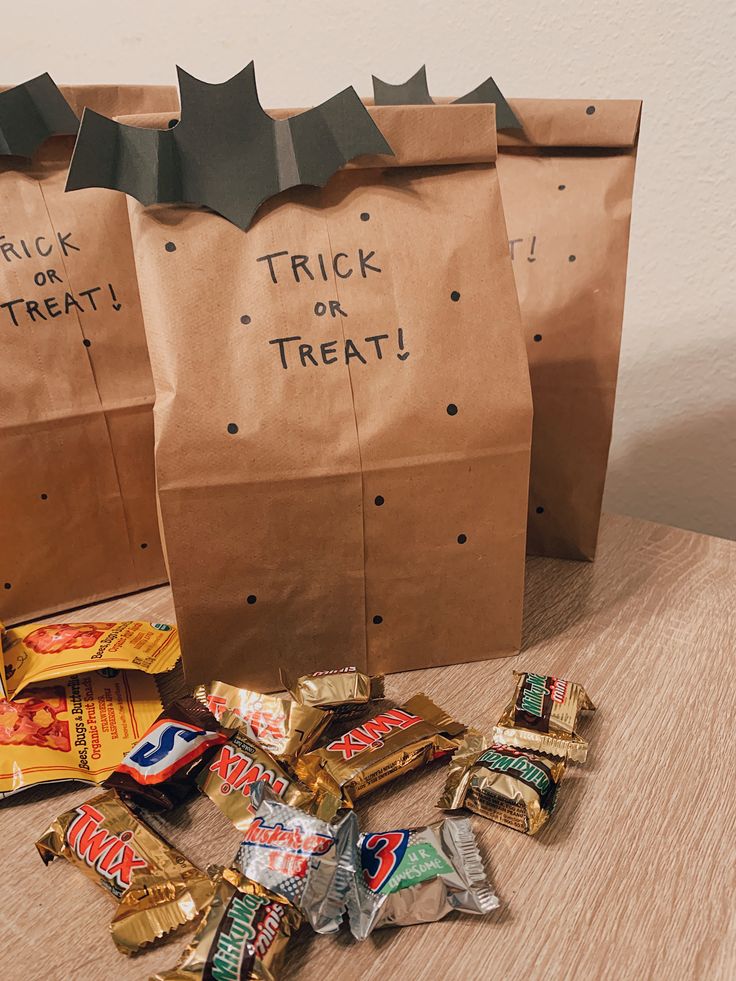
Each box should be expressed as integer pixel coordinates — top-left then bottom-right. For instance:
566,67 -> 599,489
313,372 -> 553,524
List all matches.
0,75 -> 177,626
373,68 -> 641,560
66,64 -> 532,691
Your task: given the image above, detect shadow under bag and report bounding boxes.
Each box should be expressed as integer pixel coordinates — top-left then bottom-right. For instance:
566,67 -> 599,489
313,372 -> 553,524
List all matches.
67,66 -> 532,690
0,76 -> 177,623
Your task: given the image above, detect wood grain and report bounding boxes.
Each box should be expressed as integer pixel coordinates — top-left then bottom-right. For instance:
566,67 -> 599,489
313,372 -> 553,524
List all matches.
2,514 -> 734,980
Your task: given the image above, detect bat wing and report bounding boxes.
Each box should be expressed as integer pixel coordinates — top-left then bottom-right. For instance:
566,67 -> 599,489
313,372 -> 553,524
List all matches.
0,73 -> 78,158
66,109 -> 179,206
453,75 -> 522,131
372,66 -> 433,106
286,86 -> 394,191
66,66 -> 393,232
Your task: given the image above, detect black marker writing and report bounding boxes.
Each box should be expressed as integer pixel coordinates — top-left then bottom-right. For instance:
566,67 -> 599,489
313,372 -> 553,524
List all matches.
269,329 -> 409,370
0,231 -> 79,263
256,248 -> 382,285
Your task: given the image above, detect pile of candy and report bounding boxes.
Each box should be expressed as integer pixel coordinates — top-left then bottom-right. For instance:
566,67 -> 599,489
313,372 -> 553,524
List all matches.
0,619 -> 595,978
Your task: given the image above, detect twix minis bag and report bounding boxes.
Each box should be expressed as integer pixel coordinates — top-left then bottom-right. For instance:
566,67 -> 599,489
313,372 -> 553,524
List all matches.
494,671 -> 596,762
196,680 -> 330,760
105,697 -> 232,810
198,721 -> 341,830
295,694 -> 466,805
438,731 -> 565,835
1,620 -> 180,699
152,867 -> 302,981
283,667 -> 385,714
36,790 -> 215,953
0,671 -> 163,799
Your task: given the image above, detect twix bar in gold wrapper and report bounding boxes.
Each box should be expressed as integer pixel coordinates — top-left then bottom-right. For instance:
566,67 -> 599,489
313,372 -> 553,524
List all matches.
438,731 -> 565,835
494,671 -> 596,762
198,719 -> 342,830
1,620 -> 180,700
152,867 -> 302,981
295,694 -> 466,805
36,790 -> 214,953
196,680 -> 330,760
283,667 -> 384,715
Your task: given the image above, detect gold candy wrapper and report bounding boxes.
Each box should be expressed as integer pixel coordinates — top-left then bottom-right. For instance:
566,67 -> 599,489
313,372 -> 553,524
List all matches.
152,867 -> 302,981
438,731 -> 565,835
198,724 -> 342,830
195,680 -> 330,760
1,620 -> 180,700
283,667 -> 385,714
295,694 -> 465,805
35,790 -> 214,953
494,671 -> 596,762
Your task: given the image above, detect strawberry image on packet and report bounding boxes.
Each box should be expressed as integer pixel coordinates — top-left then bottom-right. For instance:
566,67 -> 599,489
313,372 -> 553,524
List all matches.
0,620 -> 180,699
0,670 -> 164,799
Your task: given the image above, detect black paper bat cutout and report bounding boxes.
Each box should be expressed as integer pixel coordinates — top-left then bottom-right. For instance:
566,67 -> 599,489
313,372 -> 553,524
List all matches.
372,65 -> 522,131
0,73 -> 78,157
66,63 -> 394,231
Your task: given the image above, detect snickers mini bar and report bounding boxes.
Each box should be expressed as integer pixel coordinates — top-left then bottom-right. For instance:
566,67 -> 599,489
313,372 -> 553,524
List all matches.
295,693 -> 466,805
195,679 -> 331,760
198,722 -> 342,830
494,671 -> 596,762
152,867 -> 302,981
438,731 -> 565,835
283,667 -> 385,713
104,696 -> 232,810
347,817 -> 498,940
236,781 -> 357,934
35,790 -> 214,953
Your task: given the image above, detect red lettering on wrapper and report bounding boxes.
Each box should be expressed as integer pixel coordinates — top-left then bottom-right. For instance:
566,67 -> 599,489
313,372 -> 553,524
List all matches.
326,709 -> 423,760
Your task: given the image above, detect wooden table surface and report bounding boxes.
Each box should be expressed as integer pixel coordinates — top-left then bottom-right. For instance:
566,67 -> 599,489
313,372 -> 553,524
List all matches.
2,514 -> 735,980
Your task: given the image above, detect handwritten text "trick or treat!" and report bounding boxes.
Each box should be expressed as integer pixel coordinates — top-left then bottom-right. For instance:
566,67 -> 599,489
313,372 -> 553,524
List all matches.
0,232 -> 123,327
256,247 -> 410,369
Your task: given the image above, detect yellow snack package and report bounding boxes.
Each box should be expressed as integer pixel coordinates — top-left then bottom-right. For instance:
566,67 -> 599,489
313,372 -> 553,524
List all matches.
0,670 -> 164,798
1,620 -> 180,700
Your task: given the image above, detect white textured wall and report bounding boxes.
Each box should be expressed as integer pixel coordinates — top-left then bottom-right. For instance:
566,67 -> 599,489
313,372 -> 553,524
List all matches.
4,0 -> 735,539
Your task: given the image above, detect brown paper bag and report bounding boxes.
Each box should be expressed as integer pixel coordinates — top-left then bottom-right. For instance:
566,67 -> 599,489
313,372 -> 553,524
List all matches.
372,73 -> 641,560
68,77 -> 532,690
498,100 -> 641,559
0,78 -> 176,623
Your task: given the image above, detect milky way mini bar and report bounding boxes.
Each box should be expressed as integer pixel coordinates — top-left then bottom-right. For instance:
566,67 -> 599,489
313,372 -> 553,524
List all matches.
494,671 -> 596,762
438,731 -> 565,835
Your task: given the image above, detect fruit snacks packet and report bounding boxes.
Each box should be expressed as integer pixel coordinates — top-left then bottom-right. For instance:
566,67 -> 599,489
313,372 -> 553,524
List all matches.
347,817 -> 499,939
1,619 -> 180,699
151,867 -> 302,981
282,667 -> 385,715
0,671 -> 163,799
438,731 -> 565,835
235,780 -> 357,934
105,696 -> 232,810
494,671 -> 596,763
195,680 -> 330,760
36,790 -> 214,953
198,721 -> 342,830
295,694 -> 466,805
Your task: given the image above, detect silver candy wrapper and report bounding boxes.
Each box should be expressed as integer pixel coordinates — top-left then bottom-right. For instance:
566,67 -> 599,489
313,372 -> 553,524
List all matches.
347,817 -> 499,940
235,780 -> 356,935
